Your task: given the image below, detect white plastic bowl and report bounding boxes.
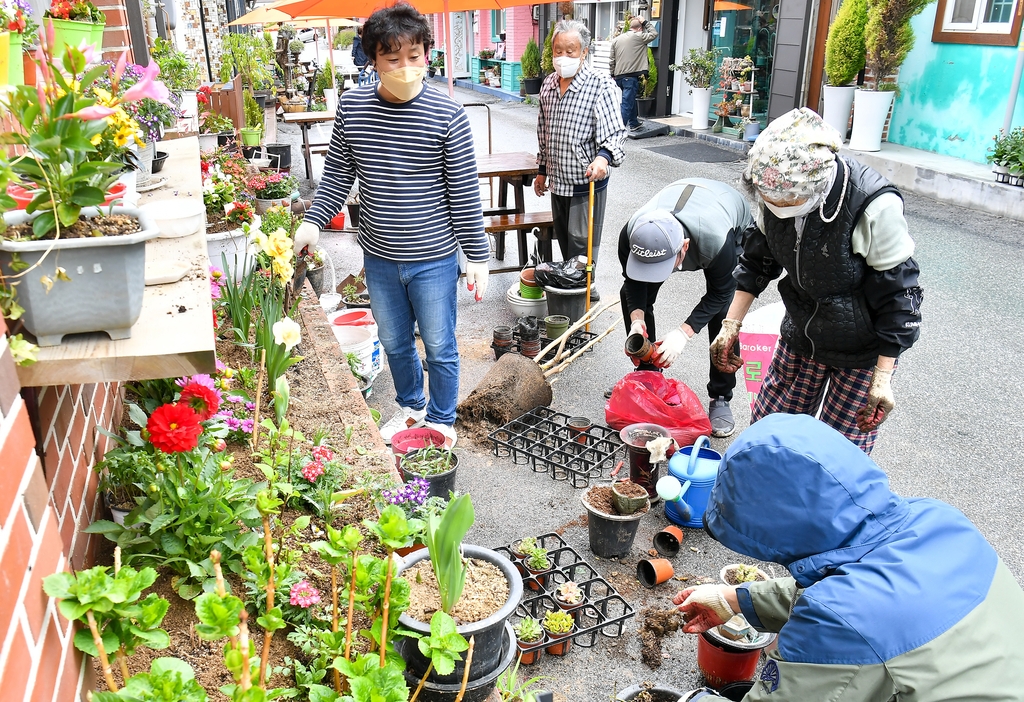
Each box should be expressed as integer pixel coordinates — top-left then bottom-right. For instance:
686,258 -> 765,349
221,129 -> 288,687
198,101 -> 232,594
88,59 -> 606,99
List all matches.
506,282 -> 547,319
142,199 -> 206,238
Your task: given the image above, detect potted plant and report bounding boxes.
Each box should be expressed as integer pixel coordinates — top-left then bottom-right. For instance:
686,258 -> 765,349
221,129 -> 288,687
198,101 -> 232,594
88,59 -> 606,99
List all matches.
541,610 -> 574,656
670,47 -> 718,130
522,546 -> 551,591
495,653 -> 550,700
95,441 -> 157,525
510,536 -> 538,559
987,127 -> 1022,184
346,189 -> 360,228
3,3 -> 37,85
553,581 -> 585,611
221,32 -> 276,94
289,38 -> 304,61
720,563 -> 769,585
301,247 -> 330,295
615,684 -> 688,701
248,172 -> 296,214
636,47 -> 657,118
42,0 -> 104,55
340,271 -> 370,308
0,39 -> 164,346
199,109 -> 234,150
580,483 -> 648,558
395,494 -> 523,696
400,445 -> 458,499
849,0 -> 932,151
479,48 -> 495,60
240,88 -> 263,146
822,0 -> 866,138
513,617 -> 544,666
541,22 -> 554,76
520,37 -> 542,95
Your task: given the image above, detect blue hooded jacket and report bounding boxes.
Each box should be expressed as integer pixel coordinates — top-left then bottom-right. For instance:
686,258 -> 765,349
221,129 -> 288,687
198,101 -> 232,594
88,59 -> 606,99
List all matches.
705,414 -> 998,666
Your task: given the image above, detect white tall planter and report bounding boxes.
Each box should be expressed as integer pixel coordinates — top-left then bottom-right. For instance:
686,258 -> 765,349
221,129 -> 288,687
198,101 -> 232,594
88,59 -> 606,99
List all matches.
822,85 -> 856,139
848,89 -> 895,152
179,90 -> 199,132
690,87 -> 712,131
323,88 -> 338,113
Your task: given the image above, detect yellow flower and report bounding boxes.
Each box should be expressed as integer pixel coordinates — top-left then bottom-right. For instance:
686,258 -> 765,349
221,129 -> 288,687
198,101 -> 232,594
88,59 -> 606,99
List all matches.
90,133 -> 103,146
266,228 -> 292,259
252,231 -> 269,254
272,256 -> 293,283
113,127 -> 134,147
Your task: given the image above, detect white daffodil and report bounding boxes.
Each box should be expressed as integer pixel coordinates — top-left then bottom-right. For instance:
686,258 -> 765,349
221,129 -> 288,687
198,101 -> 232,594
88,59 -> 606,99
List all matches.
273,317 -> 301,351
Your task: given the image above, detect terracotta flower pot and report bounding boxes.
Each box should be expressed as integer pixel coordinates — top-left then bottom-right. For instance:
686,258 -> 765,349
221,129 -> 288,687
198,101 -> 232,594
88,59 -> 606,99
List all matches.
516,639 -> 543,665
524,563 -> 550,591
636,558 -> 675,588
543,626 -> 575,656
653,525 -> 685,557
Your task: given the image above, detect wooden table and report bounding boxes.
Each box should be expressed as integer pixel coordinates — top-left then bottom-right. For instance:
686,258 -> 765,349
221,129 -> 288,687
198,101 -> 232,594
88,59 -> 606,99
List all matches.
477,151 -> 554,270
283,111 -> 335,181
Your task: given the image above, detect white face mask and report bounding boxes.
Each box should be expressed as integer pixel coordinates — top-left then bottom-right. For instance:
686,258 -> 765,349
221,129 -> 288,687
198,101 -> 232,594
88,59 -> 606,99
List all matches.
763,192 -> 822,219
378,65 -> 425,102
552,56 -> 582,79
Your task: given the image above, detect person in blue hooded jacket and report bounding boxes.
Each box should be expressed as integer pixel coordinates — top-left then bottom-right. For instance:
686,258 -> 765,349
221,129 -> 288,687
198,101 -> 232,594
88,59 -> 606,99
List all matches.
674,414 -> 1024,702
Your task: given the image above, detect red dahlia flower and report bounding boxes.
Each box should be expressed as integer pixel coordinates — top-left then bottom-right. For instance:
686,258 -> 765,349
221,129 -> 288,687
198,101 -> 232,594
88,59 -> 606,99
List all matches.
147,403 -> 203,453
178,382 -> 221,421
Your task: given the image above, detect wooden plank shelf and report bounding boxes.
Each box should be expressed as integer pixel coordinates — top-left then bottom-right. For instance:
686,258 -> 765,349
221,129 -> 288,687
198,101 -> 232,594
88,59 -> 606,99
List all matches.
16,137 -> 217,388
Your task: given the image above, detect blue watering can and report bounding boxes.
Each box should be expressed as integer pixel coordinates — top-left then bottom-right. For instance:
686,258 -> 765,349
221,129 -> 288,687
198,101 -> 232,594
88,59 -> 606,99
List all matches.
660,435 -> 722,528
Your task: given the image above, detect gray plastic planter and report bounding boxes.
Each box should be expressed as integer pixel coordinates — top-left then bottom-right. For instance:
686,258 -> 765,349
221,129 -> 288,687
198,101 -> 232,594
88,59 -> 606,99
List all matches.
0,206 -> 160,346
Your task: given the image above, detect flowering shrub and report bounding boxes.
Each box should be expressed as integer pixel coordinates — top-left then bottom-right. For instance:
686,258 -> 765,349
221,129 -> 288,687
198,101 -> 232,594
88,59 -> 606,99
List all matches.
202,168 -> 236,215
248,172 -> 297,199
225,200 -> 254,226
259,204 -> 300,237
43,0 -> 104,23
1,0 -> 37,34
382,478 -> 429,508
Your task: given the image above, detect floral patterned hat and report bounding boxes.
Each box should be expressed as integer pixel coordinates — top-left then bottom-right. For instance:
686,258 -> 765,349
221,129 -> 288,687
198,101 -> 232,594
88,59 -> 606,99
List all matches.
745,107 -> 842,200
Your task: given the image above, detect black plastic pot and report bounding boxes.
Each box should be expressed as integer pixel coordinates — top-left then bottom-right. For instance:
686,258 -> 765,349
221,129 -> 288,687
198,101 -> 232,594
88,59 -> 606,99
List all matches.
637,97 -> 656,118
523,77 -> 542,95
397,622 -> 515,702
720,681 -> 755,701
400,449 -> 458,500
216,130 -> 235,147
151,151 -> 169,174
615,684 -> 687,701
396,546 -> 523,685
347,202 -> 360,228
241,145 -> 261,160
264,143 -> 292,170
581,484 -> 648,558
306,266 -> 328,296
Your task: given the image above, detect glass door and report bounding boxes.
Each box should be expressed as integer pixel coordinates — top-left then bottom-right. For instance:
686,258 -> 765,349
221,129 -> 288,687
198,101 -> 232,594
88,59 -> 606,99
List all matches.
710,0 -> 776,128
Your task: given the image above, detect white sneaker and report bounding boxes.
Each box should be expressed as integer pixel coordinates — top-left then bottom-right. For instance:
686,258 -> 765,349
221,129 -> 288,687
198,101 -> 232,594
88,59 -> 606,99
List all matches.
424,421 -> 457,448
379,407 -> 427,444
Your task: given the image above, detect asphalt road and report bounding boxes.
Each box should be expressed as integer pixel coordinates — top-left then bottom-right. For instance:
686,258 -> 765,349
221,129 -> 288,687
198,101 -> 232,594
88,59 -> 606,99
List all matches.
292,87 -> 1024,699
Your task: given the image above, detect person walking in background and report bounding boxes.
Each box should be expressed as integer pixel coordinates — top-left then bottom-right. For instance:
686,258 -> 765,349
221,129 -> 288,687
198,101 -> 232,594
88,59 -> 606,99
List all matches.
352,25 -> 373,84
292,2 -> 489,449
710,108 -> 923,454
535,19 -> 627,303
609,15 -> 657,135
615,178 -> 751,437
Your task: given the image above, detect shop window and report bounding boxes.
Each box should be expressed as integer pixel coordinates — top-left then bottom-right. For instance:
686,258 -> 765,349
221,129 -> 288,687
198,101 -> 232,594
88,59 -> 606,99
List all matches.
491,9 -> 506,43
933,0 -> 1023,45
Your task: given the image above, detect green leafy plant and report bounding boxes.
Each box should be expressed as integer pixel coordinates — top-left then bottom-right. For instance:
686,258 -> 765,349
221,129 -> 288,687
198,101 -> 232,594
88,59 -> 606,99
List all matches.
731,563 -> 763,583
253,283 -> 303,392
825,0 -> 868,86
334,29 -> 355,49
289,39 -> 306,54
864,0 -> 934,89
331,653 -> 409,702
416,610 -> 469,677
512,536 -> 537,555
640,47 -> 657,99
525,548 -> 549,571
93,440 -> 158,509
520,37 -> 541,79
669,47 -> 719,91
513,617 -> 543,643
151,37 -> 202,94
218,249 -> 259,347
400,445 -> 455,477
478,48 -> 495,59
422,493 -> 475,614
244,89 -> 264,132
542,610 -> 573,635
90,657 -> 209,702
495,654 -> 549,702
200,111 -> 235,134
221,32 -> 277,90
541,22 -> 554,75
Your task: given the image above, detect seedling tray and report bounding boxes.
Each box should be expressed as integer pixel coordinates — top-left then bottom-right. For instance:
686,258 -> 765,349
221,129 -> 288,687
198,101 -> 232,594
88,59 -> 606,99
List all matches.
495,533 -> 635,652
492,329 -> 598,363
487,407 -> 624,488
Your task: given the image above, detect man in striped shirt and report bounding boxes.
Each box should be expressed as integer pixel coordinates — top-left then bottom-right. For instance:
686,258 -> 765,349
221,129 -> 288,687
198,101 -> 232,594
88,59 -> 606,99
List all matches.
534,20 -> 628,302
295,3 -> 489,448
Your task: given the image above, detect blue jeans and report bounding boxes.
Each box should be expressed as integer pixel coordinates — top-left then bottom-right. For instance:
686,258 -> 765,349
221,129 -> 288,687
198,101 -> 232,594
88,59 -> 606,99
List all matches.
363,252 -> 460,425
615,75 -> 641,129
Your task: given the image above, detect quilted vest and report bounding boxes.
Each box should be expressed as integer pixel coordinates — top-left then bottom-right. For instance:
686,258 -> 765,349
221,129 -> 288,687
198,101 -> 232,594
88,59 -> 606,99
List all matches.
762,157 -> 901,368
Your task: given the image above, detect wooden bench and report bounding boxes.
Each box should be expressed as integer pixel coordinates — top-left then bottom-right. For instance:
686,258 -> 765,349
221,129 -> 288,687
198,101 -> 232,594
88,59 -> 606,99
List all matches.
309,143 -> 330,156
483,211 -> 554,273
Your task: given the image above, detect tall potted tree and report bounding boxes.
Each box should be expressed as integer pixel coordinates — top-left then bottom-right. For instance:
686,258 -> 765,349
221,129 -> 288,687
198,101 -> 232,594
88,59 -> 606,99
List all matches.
849,0 -> 934,151
636,47 -> 657,118
670,47 -> 718,130
520,37 -> 542,95
822,0 -> 867,138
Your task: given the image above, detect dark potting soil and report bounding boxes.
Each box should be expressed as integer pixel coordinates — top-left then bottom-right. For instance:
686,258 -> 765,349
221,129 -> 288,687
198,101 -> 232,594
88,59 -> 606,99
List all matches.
613,481 -> 649,498
7,213 -> 141,240
206,211 -> 238,234
588,486 -> 650,517
638,607 -> 683,670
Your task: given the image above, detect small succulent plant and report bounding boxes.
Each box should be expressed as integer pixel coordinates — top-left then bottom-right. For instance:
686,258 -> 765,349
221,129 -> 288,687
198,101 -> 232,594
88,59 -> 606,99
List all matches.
514,617 -> 543,643
542,610 -> 574,635
555,581 -> 583,605
526,547 -> 550,571
514,536 -> 538,555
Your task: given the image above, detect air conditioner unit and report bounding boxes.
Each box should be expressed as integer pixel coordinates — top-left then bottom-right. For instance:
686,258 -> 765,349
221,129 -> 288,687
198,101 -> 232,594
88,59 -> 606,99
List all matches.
532,4 -> 540,22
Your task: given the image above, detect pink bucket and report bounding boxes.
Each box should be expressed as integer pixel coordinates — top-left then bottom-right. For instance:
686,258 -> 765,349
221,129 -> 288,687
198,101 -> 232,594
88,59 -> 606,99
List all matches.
392,427 -> 446,471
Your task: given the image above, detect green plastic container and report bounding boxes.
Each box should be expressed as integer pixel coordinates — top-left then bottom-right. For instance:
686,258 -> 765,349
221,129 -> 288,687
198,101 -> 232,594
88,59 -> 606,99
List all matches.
7,32 -> 23,86
92,18 -> 105,48
49,19 -> 100,56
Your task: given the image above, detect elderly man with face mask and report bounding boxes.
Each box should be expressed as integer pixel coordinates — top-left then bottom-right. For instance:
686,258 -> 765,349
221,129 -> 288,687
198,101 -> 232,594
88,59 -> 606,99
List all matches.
535,19 -> 628,302
710,108 -> 923,454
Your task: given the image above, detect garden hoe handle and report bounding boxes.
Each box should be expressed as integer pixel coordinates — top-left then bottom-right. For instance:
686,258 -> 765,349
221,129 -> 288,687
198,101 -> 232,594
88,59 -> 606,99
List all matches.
585,180 -> 595,332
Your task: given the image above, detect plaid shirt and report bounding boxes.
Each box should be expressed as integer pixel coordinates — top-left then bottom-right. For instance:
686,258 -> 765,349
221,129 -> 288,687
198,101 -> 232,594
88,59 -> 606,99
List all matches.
537,60 -> 628,197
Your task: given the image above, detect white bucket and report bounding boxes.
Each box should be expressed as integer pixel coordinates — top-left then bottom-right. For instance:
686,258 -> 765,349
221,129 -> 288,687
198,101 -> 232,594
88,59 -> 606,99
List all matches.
506,282 -> 547,319
207,226 -> 258,282
331,321 -> 382,380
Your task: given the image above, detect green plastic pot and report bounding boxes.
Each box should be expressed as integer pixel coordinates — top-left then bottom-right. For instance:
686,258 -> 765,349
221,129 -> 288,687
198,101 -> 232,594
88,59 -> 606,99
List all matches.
48,19 -> 99,56
7,32 -> 23,85
240,127 -> 262,146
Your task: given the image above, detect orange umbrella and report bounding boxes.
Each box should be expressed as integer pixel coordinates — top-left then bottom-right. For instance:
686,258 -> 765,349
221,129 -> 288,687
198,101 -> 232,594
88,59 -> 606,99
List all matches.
713,1 -> 753,10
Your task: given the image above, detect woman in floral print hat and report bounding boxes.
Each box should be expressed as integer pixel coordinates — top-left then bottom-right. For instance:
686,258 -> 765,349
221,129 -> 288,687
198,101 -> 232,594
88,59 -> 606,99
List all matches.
709,107 -> 924,454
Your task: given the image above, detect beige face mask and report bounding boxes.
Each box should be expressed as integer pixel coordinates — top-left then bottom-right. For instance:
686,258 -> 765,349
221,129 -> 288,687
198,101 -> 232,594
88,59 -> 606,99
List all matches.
378,65 -> 426,102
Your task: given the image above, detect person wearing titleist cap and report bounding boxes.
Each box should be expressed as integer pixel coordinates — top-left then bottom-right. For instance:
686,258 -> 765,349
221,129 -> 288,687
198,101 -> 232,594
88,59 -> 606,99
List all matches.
615,178 -> 754,437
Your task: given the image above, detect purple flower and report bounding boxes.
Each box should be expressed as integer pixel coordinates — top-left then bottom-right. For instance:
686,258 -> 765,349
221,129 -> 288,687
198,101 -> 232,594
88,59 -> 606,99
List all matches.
240,419 -> 254,433
226,394 -> 244,404
226,417 -> 241,430
177,374 -> 216,390
245,402 -> 256,411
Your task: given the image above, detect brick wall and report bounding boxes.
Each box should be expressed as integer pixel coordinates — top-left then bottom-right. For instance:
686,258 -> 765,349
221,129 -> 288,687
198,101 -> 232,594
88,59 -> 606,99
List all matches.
0,318 -> 122,702
861,66 -> 900,142
504,7 -> 537,63
94,0 -> 132,63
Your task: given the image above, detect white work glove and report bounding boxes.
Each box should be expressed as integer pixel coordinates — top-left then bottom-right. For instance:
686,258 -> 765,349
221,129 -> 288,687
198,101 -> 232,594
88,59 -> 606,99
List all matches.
672,584 -> 736,634
629,319 -> 647,338
857,366 -> 895,432
652,327 -> 688,368
465,261 -> 489,302
710,318 -> 744,373
293,221 -> 320,257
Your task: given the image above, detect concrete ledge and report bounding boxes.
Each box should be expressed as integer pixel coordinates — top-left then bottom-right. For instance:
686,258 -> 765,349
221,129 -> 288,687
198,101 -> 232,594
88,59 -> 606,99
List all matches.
429,75 -> 524,103
843,145 -> 1024,222
667,126 -> 752,153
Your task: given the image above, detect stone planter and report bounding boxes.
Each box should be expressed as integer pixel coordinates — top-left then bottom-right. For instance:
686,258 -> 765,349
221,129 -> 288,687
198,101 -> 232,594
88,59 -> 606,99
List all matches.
255,196 -> 291,214
0,206 -> 160,346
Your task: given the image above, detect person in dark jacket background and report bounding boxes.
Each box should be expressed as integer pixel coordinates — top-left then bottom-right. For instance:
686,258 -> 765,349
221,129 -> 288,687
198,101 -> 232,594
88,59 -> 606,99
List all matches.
674,414 -> 1024,702
616,178 -> 752,437
710,107 -> 923,454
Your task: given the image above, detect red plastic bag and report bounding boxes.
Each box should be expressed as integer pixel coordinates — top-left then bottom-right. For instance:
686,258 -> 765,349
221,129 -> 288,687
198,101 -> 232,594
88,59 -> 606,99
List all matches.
605,371 -> 711,447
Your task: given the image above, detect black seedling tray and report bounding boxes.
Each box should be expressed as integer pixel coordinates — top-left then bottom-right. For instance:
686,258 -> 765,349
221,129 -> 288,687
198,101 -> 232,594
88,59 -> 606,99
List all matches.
492,330 -> 598,363
495,533 -> 635,652
487,407 -> 624,488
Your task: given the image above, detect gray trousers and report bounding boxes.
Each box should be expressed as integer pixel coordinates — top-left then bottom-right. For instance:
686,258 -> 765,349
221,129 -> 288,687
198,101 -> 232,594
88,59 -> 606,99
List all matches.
551,188 -> 608,272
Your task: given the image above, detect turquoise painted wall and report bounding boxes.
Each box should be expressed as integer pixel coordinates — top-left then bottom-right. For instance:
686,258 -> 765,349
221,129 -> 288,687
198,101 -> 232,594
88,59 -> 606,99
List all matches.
888,5 -> 1024,163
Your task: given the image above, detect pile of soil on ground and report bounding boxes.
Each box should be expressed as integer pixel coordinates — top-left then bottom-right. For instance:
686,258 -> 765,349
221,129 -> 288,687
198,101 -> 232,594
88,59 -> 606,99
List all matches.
456,353 -> 552,441
638,607 -> 683,669
404,559 -> 510,625
8,213 -> 141,240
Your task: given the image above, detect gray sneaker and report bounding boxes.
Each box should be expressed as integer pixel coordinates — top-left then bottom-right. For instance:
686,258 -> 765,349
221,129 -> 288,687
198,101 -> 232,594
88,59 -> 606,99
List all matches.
709,397 -> 735,438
